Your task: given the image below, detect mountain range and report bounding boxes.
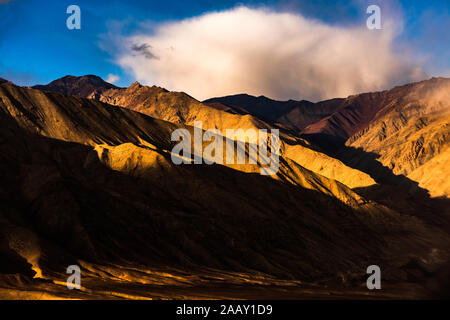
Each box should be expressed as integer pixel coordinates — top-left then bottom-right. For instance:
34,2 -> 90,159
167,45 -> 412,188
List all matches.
0,74 -> 448,299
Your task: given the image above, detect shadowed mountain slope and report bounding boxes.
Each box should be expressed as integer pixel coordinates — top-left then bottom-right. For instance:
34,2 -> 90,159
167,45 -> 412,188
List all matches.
204,94 -> 306,123
204,94 -> 346,133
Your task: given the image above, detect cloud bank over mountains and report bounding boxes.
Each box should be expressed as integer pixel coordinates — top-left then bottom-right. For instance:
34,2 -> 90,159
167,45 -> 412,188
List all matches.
106,6 -> 426,101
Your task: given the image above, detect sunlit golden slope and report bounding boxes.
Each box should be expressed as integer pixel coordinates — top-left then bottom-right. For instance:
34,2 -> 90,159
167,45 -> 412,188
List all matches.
408,147 -> 450,198
92,82 -> 273,132
96,83 -> 376,188
93,140 -> 367,207
346,78 -> 450,197
0,82 -> 177,147
281,140 -> 375,188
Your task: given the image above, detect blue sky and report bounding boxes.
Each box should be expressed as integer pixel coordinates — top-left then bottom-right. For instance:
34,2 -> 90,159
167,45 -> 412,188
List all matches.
0,0 -> 448,95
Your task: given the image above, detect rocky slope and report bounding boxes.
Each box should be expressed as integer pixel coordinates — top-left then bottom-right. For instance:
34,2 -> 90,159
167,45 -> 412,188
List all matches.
344,78 -> 450,198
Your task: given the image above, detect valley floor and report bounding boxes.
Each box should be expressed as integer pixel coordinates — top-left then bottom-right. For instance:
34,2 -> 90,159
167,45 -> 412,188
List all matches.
0,265 -> 434,300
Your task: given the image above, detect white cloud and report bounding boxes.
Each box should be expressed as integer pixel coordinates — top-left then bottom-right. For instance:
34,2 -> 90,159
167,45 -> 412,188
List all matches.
108,6 -> 426,101
105,74 -> 120,84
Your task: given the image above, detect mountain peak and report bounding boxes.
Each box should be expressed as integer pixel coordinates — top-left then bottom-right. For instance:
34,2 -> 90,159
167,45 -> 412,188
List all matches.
54,74 -> 115,86
204,93 -> 303,121
129,81 -> 143,89
32,74 -> 118,97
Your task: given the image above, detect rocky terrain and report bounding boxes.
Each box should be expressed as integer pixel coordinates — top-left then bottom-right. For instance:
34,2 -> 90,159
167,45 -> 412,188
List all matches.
210,78 -> 450,199
0,76 -> 448,299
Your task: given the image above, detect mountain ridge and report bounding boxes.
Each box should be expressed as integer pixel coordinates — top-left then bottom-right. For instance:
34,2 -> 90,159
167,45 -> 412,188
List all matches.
32,75 -> 120,98
29,76 -> 377,189
206,77 -> 450,198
